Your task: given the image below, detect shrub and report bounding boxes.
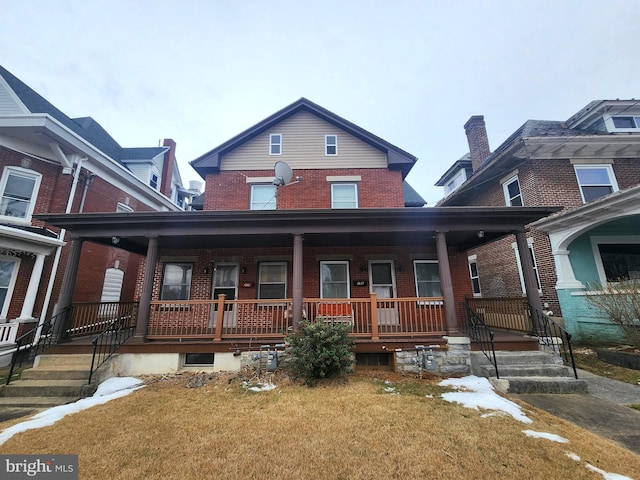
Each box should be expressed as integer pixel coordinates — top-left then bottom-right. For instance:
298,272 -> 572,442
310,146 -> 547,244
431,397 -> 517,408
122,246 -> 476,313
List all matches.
286,321 -> 354,386
585,279 -> 640,349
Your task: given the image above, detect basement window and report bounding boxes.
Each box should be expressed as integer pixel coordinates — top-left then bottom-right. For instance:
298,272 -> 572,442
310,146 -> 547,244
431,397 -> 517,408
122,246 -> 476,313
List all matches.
184,353 -> 214,366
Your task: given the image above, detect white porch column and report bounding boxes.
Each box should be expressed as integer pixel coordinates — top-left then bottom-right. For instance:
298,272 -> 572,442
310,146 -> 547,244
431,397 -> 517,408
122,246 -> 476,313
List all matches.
553,249 -> 585,289
18,253 -> 46,321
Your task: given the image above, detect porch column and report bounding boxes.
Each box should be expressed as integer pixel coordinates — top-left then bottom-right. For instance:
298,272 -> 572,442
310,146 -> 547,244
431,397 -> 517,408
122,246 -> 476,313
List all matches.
515,230 -> 542,312
292,233 -> 304,329
53,236 -> 84,339
435,231 -> 458,335
18,253 -> 46,320
136,236 -> 159,338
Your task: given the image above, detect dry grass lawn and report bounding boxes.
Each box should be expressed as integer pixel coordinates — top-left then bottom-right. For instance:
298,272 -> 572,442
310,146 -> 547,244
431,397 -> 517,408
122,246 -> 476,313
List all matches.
1,371 -> 639,479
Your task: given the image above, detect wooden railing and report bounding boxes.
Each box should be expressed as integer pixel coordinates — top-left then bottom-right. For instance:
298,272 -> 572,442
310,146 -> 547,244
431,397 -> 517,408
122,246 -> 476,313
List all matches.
68,302 -> 139,337
147,294 -> 446,341
465,297 -> 532,333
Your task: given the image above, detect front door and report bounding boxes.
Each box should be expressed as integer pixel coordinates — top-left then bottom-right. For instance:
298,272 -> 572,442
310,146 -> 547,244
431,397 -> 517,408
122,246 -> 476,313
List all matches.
211,263 -> 239,328
369,261 -> 399,326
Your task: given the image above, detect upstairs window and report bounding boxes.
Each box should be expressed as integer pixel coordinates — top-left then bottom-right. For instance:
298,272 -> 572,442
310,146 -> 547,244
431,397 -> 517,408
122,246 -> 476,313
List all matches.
502,175 -> 523,206
270,134 -> 282,155
413,260 -> 442,297
445,169 -> 467,196
574,165 -> 617,203
325,135 -> 338,156
331,183 -> 357,208
0,167 -> 41,222
150,171 -> 159,190
160,263 -> 193,300
612,116 -> 640,129
250,184 -> 277,210
258,262 -> 287,299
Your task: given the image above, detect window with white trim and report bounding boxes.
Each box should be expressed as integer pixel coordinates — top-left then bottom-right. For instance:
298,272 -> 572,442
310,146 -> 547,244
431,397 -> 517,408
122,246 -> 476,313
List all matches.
258,262 -> 287,299
320,261 -> 350,298
468,256 -> 481,297
612,116 -> 640,129
160,263 -> 193,300
593,241 -> 640,283
325,135 -> 338,155
331,183 -> 357,208
574,165 -> 618,203
0,256 -> 20,319
502,175 -> 523,206
513,242 -> 542,294
150,170 -> 159,190
445,169 -> 467,196
413,260 -> 442,297
270,134 -> 282,155
250,184 -> 277,210
0,167 -> 42,222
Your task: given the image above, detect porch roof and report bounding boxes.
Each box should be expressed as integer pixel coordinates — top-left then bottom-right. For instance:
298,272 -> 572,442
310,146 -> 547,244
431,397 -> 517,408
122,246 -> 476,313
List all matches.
36,206 -> 561,255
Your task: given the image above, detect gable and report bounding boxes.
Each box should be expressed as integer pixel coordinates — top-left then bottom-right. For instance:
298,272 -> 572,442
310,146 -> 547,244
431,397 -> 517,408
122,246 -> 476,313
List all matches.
0,77 -> 28,115
220,110 -> 387,171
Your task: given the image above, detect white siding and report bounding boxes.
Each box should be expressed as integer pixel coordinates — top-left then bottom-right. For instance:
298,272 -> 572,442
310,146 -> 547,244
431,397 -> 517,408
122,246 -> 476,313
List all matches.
126,163 -> 152,185
220,110 -> 387,171
0,81 -> 28,115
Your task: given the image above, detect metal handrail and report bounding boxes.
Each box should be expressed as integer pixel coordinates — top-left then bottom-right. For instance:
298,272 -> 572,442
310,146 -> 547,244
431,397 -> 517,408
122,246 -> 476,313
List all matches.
5,306 -> 74,385
528,303 -> 578,379
88,304 -> 138,384
463,302 -> 499,378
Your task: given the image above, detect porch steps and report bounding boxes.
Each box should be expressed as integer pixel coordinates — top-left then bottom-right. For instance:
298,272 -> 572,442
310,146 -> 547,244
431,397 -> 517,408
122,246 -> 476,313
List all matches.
471,351 -> 588,394
0,354 -> 96,408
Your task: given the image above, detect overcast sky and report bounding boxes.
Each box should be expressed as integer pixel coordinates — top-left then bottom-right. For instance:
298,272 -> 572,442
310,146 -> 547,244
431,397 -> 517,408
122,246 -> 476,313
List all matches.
1,1 -> 638,204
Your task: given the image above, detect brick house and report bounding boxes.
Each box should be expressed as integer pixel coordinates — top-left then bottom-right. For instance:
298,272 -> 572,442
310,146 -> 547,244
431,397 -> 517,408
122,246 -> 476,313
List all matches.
436,101 -> 640,344
0,65 -> 195,354
39,98 -> 555,375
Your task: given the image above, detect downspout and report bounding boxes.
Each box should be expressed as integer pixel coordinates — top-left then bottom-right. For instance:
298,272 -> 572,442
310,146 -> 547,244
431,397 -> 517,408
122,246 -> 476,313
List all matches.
35,156 -> 86,342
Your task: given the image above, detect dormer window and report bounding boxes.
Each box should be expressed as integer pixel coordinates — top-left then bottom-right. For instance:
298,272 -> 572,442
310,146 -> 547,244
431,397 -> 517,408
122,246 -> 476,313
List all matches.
270,134 -> 282,155
445,169 -> 467,196
612,116 -> 640,129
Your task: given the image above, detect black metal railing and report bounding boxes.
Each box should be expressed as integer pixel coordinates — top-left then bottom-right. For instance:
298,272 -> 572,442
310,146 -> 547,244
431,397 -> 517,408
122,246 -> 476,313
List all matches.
463,302 -> 499,378
528,303 -> 578,379
88,304 -> 138,384
5,306 -> 74,385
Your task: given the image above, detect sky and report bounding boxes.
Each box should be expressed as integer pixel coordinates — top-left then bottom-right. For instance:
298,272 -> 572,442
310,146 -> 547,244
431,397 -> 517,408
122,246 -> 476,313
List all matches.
1,0 -> 639,204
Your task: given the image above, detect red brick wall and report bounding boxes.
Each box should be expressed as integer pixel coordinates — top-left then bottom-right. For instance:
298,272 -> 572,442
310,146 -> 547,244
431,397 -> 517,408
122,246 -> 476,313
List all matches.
203,168 -> 405,210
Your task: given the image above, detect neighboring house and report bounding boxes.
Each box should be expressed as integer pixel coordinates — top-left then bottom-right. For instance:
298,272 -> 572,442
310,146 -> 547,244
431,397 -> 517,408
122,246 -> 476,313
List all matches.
0,65 -> 194,342
436,100 -> 640,344
40,98 -> 554,375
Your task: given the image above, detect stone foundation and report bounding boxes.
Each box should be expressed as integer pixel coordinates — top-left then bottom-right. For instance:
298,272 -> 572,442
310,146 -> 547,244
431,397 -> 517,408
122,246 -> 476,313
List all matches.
394,336 -> 471,376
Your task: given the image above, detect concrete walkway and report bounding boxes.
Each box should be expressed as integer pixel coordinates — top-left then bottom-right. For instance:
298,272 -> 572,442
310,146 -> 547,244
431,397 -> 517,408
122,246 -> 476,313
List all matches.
515,368 -> 640,455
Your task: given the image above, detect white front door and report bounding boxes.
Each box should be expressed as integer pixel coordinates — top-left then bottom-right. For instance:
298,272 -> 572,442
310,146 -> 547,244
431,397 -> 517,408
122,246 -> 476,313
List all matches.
211,263 -> 239,328
369,261 -> 399,326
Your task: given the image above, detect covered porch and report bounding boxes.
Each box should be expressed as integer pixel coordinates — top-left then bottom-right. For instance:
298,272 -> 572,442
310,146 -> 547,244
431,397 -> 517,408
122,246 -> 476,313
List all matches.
37,207 -> 558,350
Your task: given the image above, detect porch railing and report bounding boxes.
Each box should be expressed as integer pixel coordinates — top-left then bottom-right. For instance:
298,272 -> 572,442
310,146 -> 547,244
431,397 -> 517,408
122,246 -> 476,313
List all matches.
465,297 -> 531,333
463,302 -> 499,378
147,294 -> 446,341
0,321 -> 19,345
68,302 -> 139,337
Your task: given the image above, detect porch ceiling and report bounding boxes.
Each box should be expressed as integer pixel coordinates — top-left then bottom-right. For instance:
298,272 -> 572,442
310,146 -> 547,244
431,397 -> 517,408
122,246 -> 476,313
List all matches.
36,207 -> 561,255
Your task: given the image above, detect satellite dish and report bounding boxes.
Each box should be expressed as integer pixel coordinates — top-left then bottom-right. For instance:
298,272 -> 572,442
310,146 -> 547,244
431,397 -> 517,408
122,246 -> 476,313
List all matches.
273,161 -> 293,186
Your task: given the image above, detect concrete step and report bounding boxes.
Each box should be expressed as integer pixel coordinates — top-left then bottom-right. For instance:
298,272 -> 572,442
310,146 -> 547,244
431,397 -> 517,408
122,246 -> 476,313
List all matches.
479,364 -> 571,378
491,376 -> 589,394
0,380 -> 87,397
0,396 -> 80,408
34,354 -> 94,368
474,351 -> 563,366
21,367 -> 90,381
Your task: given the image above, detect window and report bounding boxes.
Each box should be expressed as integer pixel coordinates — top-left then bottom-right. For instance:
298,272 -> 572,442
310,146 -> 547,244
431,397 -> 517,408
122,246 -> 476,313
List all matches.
258,262 -> 287,299
468,256 -> 481,296
502,175 -> 523,206
150,171 -> 159,190
413,261 -> 441,297
0,257 -> 20,319
574,165 -> 618,203
445,169 -> 467,196
331,183 -> 358,208
320,261 -> 350,298
160,263 -> 193,300
513,242 -> 542,294
325,135 -> 337,155
184,353 -> 214,366
0,167 -> 41,221
612,116 -> 640,129
597,244 -> 640,282
250,184 -> 277,210
270,134 -> 282,155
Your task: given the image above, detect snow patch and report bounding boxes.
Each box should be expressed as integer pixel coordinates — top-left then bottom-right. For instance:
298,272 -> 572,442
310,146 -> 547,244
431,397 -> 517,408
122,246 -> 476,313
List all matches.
566,452 -> 581,462
439,375 -> 532,424
586,463 -> 634,480
245,382 -> 277,392
522,430 -> 569,443
0,377 -> 144,446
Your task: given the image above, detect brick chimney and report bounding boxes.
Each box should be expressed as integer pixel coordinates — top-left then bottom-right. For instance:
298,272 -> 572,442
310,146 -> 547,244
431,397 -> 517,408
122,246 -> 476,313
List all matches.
464,116 -> 490,173
160,138 -> 176,197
